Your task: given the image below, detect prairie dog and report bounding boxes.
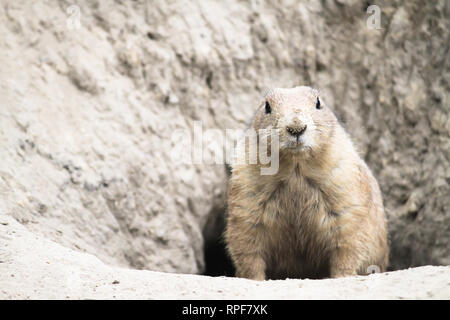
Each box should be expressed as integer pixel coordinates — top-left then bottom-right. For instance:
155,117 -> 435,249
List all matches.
225,86 -> 388,280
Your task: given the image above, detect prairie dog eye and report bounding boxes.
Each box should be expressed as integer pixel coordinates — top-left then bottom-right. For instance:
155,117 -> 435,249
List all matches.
316,97 -> 321,110
265,101 -> 271,114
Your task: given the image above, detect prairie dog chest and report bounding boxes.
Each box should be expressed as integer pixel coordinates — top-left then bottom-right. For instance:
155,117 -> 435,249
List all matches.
257,167 -> 333,232
255,168 -> 338,278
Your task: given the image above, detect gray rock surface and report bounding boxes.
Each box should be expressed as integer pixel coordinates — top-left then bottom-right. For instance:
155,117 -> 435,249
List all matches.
0,0 -> 448,284
1,215 -> 449,299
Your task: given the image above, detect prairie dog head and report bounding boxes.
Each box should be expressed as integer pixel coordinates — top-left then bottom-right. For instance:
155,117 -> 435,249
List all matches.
252,86 -> 337,156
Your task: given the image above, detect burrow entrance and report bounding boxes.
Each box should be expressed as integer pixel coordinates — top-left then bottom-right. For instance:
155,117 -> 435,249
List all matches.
202,203 -> 235,277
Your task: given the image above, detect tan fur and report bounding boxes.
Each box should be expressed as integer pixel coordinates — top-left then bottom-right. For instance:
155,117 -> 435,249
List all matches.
225,86 -> 389,280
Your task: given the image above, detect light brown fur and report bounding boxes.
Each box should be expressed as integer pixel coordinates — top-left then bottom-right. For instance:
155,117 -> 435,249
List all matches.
225,86 -> 388,280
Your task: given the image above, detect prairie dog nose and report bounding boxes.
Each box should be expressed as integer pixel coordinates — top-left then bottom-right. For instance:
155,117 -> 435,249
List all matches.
286,123 -> 307,137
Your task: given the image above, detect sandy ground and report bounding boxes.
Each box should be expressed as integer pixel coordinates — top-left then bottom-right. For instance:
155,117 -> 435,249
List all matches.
1,214 -> 449,300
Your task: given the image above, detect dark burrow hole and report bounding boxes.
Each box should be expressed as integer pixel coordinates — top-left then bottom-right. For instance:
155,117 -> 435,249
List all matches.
202,204 -> 235,277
